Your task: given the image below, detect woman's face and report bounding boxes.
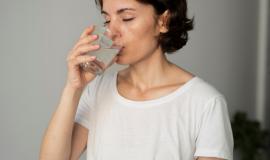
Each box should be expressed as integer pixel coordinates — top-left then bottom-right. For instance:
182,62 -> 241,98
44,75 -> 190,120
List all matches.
101,0 -> 162,65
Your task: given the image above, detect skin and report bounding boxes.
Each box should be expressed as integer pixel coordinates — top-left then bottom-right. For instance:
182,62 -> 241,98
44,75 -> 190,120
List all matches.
40,26 -> 99,160
102,0 -> 195,101
39,0 -> 224,159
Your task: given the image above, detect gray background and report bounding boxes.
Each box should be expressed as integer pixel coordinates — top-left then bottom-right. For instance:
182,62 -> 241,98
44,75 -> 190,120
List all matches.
0,0 -> 268,159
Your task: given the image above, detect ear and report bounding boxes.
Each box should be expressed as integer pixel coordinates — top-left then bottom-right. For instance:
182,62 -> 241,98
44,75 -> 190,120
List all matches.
158,10 -> 170,33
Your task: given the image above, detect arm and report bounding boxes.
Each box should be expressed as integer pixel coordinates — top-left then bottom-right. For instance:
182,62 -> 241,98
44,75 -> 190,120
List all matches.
39,86 -> 84,160
39,25 -> 100,160
69,123 -> 89,160
195,96 -> 233,160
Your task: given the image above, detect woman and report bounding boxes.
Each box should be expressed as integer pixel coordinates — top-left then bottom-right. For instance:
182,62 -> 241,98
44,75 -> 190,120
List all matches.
40,0 -> 234,159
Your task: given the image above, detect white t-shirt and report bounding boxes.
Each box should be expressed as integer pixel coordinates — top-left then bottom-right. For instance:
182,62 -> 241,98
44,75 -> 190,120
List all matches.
75,71 -> 234,160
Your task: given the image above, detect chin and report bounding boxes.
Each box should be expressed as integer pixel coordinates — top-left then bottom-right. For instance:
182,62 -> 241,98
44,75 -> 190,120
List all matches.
115,54 -> 134,65
115,55 -> 128,65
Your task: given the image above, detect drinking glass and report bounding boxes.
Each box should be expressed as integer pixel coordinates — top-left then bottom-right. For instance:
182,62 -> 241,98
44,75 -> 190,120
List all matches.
80,26 -> 120,75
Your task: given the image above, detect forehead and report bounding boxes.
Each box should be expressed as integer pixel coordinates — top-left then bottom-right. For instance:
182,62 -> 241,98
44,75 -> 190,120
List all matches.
101,0 -> 150,15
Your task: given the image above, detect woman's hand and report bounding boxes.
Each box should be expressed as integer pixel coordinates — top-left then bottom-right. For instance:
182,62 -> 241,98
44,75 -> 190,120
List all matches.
65,25 -> 100,90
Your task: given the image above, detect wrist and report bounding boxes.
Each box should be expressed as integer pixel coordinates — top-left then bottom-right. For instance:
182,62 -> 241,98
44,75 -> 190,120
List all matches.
63,83 -> 84,97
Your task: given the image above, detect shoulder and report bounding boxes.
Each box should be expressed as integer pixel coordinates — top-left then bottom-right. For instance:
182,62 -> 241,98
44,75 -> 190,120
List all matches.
192,80 -> 233,160
188,76 -> 225,100
182,76 -> 227,112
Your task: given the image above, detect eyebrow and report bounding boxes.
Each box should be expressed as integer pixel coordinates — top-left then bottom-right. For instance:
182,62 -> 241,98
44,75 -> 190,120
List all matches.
101,8 -> 136,15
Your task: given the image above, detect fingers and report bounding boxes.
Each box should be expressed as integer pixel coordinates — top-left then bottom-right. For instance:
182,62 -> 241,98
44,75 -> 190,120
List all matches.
66,25 -> 100,70
74,55 -> 96,66
64,26 -> 99,89
67,55 -> 96,68
67,43 -> 99,61
68,25 -> 100,59
75,44 -> 100,57
93,59 -> 106,69
72,34 -> 99,51
79,25 -> 95,39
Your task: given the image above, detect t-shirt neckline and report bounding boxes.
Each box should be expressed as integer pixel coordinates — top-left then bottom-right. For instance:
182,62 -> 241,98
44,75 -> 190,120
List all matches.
112,71 -> 200,107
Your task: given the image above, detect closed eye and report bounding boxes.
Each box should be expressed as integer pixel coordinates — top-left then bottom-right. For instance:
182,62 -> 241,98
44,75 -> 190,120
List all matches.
122,18 -> 135,21
104,21 -> 110,25
103,20 -> 111,27
103,18 -> 135,25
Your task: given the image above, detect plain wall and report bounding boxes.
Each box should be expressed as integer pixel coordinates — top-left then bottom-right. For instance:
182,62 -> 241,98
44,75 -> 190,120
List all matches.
171,0 -> 258,118
0,0 -> 260,159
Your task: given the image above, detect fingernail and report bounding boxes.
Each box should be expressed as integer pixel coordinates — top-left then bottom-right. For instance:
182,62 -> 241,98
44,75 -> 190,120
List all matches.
91,56 -> 96,59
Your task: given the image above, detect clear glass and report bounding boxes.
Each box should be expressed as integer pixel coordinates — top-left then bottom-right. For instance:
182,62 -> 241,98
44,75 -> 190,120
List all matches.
80,26 -> 120,75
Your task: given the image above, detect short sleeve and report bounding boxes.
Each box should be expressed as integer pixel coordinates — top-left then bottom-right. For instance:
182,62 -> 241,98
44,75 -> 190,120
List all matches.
74,77 -> 99,129
194,96 -> 234,160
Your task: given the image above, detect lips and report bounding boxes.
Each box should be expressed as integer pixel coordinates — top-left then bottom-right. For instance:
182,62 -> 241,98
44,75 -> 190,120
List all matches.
111,44 -> 124,55
111,44 -> 123,49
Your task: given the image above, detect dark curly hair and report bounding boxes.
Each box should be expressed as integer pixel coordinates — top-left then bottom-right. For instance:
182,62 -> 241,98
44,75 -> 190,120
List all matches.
94,0 -> 194,53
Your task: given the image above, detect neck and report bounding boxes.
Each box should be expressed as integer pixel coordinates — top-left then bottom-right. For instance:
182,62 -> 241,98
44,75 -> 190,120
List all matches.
124,49 -> 174,91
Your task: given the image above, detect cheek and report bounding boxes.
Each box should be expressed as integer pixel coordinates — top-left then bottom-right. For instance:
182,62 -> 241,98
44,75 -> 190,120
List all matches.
116,29 -> 159,65
123,20 -> 159,53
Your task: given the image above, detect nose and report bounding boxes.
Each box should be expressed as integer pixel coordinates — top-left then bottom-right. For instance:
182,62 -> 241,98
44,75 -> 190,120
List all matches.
105,21 -> 121,42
